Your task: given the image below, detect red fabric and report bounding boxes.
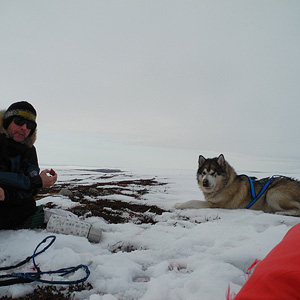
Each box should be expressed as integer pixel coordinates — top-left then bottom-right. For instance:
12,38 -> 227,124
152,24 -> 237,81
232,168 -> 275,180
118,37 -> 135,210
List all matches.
234,223 -> 300,300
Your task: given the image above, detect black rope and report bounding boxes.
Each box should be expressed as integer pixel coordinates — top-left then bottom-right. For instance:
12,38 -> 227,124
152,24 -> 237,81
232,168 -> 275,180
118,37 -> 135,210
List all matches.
0,275 -> 34,286
0,256 -> 32,271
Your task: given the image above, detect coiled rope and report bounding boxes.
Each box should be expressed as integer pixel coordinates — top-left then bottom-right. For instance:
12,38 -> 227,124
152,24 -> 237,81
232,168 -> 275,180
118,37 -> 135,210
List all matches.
0,235 -> 90,286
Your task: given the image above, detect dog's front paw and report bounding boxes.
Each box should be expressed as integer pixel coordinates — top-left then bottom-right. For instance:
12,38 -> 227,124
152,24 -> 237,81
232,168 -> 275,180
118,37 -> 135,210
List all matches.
174,200 -> 209,210
174,203 -> 185,210
275,210 -> 300,217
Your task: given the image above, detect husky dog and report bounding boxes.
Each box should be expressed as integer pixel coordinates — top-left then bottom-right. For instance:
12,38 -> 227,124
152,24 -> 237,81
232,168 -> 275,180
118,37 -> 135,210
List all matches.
175,154 -> 300,216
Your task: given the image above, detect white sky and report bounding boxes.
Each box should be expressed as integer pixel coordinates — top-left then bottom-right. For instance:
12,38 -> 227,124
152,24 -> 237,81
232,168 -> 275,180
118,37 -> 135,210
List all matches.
1,0 -> 300,171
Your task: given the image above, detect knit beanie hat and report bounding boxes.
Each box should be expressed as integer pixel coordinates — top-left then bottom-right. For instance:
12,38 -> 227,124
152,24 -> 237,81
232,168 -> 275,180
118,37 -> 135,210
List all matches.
3,101 -> 37,135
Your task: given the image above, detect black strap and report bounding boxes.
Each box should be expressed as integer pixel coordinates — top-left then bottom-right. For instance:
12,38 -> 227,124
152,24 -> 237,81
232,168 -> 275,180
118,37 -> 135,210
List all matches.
0,256 -> 31,271
0,275 -> 34,286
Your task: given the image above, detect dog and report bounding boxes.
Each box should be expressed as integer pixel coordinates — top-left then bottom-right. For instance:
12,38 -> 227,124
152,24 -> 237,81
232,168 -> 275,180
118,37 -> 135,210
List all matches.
175,154 -> 300,216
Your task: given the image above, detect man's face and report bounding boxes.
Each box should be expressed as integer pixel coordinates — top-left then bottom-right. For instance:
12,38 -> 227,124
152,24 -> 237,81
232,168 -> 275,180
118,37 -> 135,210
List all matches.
7,118 -> 31,142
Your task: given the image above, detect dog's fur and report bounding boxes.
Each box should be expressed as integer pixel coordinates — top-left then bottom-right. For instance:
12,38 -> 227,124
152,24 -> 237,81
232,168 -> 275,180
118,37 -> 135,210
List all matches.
175,154 -> 300,216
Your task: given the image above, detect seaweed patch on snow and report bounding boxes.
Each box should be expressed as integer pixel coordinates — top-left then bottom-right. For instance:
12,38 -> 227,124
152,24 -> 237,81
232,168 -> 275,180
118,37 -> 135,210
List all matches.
37,177 -> 168,224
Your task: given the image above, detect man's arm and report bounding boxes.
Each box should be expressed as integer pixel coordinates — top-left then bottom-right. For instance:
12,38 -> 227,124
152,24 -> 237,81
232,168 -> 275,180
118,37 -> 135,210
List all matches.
0,169 -> 57,192
0,171 -> 35,190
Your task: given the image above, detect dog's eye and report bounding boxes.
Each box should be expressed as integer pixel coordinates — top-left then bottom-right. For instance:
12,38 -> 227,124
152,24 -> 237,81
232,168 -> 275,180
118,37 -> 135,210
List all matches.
202,171 -> 207,176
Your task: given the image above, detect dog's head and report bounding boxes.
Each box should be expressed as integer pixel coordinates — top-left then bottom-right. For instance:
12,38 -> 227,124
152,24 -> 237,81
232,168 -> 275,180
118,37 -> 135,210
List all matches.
197,154 -> 228,194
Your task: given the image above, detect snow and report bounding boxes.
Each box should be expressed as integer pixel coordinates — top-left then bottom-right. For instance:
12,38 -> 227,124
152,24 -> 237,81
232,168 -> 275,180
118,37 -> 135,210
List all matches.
1,167 -> 300,300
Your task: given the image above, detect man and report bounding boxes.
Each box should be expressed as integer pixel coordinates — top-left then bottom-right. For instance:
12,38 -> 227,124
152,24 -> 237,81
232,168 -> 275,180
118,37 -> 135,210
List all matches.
0,101 -> 57,229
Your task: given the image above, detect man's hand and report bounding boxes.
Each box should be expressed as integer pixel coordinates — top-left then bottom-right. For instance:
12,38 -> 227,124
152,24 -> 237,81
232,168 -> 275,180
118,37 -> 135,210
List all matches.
40,169 -> 58,188
0,188 -> 5,201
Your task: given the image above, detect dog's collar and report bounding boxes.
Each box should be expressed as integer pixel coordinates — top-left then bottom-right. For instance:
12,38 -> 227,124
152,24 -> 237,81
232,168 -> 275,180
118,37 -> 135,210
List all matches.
244,176 -> 274,209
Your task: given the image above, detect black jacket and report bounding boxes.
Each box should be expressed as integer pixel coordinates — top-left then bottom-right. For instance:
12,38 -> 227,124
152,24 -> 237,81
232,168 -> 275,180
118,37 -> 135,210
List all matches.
0,111 -> 42,229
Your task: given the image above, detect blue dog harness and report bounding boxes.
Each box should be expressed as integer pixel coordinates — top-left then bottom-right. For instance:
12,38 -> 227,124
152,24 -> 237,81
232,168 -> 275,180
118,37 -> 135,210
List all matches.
244,176 -> 274,209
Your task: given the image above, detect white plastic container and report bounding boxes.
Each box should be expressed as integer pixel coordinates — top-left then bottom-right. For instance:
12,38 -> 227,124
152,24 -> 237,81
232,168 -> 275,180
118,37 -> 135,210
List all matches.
46,215 -> 102,243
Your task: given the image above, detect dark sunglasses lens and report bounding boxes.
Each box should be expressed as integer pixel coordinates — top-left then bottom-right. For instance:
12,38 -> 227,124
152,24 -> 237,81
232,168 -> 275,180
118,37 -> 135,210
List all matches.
13,117 -> 35,130
13,117 -> 25,126
26,122 -> 36,130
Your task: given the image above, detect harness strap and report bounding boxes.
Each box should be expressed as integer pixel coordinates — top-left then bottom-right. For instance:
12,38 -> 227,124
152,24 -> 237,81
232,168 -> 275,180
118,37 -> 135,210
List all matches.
245,176 -> 274,209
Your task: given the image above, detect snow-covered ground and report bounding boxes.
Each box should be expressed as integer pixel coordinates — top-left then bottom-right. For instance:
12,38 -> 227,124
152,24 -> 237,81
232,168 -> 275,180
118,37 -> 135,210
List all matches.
1,167 -> 300,300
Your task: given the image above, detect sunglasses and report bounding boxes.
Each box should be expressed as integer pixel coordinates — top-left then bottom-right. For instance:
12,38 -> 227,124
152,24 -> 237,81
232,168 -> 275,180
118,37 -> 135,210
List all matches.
13,117 -> 36,130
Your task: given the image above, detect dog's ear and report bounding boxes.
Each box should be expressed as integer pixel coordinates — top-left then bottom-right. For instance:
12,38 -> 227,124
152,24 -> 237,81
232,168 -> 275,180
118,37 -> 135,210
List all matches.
217,154 -> 225,167
198,155 -> 206,167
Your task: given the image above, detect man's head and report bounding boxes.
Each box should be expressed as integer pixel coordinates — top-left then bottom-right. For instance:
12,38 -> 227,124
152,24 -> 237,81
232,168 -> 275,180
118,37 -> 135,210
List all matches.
3,101 -> 37,143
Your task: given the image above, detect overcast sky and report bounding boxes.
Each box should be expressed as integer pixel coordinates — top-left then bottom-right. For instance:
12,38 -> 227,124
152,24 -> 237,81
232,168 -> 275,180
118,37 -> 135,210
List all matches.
1,0 -> 300,171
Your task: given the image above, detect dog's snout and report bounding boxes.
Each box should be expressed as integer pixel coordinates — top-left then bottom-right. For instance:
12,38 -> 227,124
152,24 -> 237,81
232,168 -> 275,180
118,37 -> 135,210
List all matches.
203,179 -> 209,187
